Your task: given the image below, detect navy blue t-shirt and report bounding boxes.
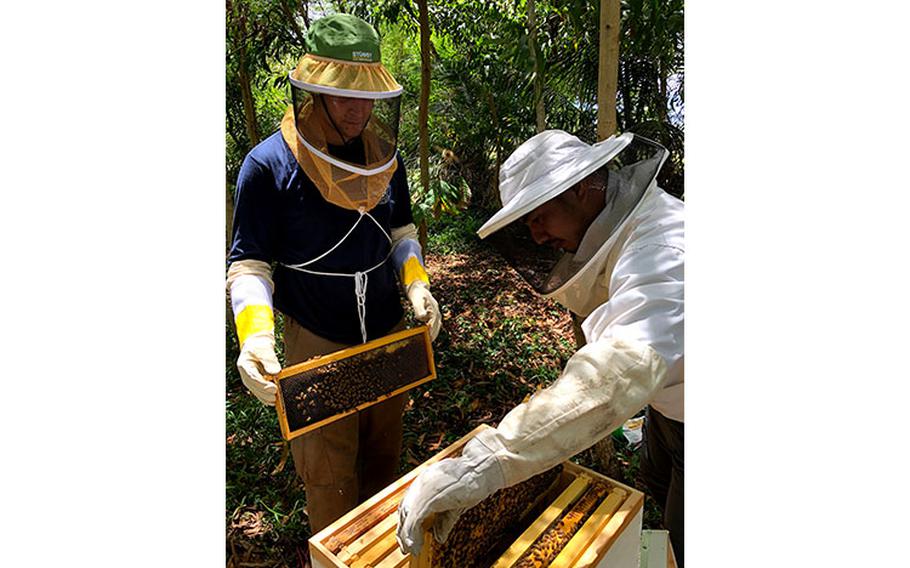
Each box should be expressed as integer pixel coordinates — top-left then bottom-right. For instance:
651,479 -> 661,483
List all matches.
228,131 -> 414,344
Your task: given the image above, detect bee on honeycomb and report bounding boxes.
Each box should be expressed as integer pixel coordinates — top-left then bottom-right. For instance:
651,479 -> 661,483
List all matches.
512,482 -> 610,568
428,465 -> 564,568
281,335 -> 430,432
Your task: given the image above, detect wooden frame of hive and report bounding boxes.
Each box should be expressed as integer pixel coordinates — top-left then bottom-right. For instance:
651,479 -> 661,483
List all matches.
308,423 -> 472,568
274,325 -> 435,441
308,425 -> 644,568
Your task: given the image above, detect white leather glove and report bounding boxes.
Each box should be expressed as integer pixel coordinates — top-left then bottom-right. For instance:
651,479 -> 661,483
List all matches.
236,330 -> 281,405
406,280 -> 442,341
396,428 -> 507,555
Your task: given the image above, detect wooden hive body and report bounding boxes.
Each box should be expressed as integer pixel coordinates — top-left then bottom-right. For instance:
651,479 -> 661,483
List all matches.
275,326 -> 435,441
309,425 -> 644,568
308,425 -> 471,568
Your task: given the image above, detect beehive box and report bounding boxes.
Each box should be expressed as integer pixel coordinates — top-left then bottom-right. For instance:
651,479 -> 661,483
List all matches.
274,326 -> 435,441
309,425 -> 644,568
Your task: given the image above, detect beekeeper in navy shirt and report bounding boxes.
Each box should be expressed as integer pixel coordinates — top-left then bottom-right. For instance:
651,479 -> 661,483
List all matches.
227,14 -> 442,533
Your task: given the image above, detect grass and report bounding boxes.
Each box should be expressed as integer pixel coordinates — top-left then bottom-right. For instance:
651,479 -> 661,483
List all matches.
226,208 -> 663,566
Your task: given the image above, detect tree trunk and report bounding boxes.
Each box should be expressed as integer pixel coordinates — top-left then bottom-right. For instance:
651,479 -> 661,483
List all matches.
620,65 -> 634,132
227,0 -> 259,257
301,0 -> 310,28
230,0 -> 260,148
527,0 -> 545,132
417,0 -> 431,251
597,0 -> 621,141
418,222 -> 428,256
485,90 -> 502,208
657,59 -> 669,125
226,187 -> 235,253
278,0 -> 308,46
593,0 -> 622,477
238,65 -> 260,148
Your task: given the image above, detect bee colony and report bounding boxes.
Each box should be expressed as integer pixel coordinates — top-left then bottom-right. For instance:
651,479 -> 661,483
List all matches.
275,326 -> 435,441
309,425 -> 645,568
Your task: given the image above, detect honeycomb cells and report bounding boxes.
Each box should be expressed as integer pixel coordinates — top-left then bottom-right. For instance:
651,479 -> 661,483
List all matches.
280,334 -> 430,432
430,465 -> 564,568
511,482 -> 610,568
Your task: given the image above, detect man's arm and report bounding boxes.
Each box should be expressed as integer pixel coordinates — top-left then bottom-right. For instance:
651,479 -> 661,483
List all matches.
227,155 -> 282,405
388,155 -> 442,340
397,241 -> 683,554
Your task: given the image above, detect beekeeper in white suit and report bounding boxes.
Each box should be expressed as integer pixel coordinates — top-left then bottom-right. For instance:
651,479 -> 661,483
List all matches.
396,130 -> 685,565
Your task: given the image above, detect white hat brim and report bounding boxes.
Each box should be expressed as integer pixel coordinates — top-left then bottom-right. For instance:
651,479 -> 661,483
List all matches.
477,133 -> 633,239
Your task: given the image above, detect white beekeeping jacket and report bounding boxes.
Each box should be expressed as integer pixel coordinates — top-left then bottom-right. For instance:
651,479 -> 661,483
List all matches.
549,181 -> 684,421
465,132 -> 685,490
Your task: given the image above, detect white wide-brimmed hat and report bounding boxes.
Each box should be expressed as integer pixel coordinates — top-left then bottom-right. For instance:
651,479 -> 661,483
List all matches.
477,130 -> 633,239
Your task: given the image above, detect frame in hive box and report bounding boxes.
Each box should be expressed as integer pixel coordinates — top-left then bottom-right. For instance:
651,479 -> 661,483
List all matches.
308,425 -> 645,568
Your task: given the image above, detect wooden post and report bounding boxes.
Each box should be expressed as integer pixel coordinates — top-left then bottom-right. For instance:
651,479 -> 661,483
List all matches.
591,0 -> 623,478
597,0 -> 621,141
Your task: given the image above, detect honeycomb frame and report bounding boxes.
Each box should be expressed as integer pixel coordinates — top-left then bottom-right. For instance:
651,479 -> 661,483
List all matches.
274,325 -> 436,441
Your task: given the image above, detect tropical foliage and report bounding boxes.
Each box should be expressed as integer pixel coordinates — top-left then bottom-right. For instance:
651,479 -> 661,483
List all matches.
226,0 -> 684,214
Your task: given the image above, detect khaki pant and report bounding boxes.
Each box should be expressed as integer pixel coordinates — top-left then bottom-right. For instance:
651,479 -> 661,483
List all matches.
283,317 -> 407,534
